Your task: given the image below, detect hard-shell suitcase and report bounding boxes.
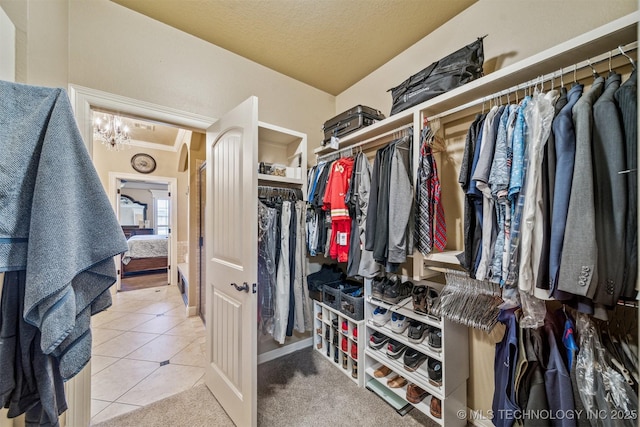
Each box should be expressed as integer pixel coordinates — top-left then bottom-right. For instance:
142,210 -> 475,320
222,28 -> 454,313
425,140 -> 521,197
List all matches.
322,105 -> 385,145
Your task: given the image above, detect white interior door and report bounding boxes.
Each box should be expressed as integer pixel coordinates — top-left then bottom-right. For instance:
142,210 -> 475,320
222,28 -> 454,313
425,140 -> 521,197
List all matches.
205,97 -> 258,427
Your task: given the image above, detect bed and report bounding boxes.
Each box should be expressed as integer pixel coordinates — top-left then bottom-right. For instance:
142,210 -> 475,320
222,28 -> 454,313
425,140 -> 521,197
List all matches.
121,234 -> 169,275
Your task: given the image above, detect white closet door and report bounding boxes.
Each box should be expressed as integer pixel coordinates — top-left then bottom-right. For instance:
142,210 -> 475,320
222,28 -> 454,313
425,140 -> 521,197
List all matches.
205,96 -> 258,427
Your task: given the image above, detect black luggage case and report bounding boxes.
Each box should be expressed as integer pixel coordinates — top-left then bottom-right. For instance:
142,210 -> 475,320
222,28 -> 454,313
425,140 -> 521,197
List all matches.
322,105 -> 385,145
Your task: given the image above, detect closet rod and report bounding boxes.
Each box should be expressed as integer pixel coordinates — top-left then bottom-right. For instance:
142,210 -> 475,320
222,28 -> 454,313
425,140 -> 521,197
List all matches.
427,40 -> 637,122
316,122 -> 413,162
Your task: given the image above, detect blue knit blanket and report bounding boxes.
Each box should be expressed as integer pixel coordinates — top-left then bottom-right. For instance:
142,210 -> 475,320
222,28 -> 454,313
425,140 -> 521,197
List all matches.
0,80 -> 129,379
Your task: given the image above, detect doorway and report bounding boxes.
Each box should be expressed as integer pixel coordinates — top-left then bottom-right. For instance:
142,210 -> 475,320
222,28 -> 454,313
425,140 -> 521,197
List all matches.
198,162 -> 207,323
117,178 -> 171,292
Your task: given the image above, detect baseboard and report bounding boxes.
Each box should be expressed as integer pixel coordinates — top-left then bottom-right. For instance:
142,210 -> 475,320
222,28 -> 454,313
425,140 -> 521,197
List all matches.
467,408 -> 495,427
257,337 -> 313,365
187,305 -> 197,317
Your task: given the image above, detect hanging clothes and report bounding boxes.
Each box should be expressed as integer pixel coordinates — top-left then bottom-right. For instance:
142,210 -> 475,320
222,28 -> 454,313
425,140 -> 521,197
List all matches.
555,76 -> 605,315
591,72 -> 627,310
613,70 -> 637,298
258,201 -> 278,335
323,157 -> 354,262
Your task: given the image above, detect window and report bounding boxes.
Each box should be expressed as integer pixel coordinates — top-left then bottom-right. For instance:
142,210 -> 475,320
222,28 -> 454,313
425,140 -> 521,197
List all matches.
156,198 -> 170,235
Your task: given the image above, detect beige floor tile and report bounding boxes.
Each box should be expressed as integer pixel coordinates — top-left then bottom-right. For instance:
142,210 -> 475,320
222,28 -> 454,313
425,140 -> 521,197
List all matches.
107,298 -> 154,313
91,310 -> 128,328
91,355 -> 120,375
130,315 -> 186,334
116,364 -> 205,406
122,286 -> 172,301
91,358 -> 159,401
91,399 -> 111,417
89,402 -> 142,425
98,312 -> 157,331
170,340 -> 205,367
135,300 -> 183,315
92,331 -> 159,358
126,333 -> 196,362
164,305 -> 189,317
92,328 -> 124,347
165,318 -> 205,337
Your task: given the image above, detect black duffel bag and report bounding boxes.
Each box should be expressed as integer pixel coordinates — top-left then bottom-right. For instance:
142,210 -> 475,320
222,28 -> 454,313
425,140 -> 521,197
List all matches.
388,36 -> 486,116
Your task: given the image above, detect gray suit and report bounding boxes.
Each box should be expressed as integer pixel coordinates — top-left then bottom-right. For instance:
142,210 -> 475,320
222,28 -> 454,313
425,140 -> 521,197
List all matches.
557,76 -> 605,298
591,72 -> 627,311
614,71 -> 637,298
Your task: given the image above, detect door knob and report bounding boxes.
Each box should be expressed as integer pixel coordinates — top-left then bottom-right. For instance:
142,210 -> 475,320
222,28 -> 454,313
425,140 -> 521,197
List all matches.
230,282 -> 249,292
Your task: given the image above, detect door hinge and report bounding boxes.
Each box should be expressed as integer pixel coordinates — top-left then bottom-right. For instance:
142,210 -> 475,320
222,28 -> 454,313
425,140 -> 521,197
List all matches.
252,283 -> 257,294
117,189 -> 121,194
199,236 -> 204,247
117,269 -> 120,275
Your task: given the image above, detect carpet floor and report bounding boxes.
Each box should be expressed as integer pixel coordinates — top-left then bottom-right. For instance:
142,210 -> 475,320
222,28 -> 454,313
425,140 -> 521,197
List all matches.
92,346 -> 438,426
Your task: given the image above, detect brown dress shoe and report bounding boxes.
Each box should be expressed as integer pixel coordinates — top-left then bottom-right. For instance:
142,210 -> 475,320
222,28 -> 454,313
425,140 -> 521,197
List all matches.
374,365 -> 392,378
387,375 -> 407,388
406,383 -> 428,404
430,396 -> 442,418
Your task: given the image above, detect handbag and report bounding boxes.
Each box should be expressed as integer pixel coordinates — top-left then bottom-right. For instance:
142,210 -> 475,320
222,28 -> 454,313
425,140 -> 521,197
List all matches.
388,36 -> 486,115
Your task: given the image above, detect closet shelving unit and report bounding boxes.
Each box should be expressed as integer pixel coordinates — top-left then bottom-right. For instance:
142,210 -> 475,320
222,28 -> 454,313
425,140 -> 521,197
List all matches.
313,300 -> 366,386
258,121 -> 307,190
313,11 -> 638,425
256,120 -> 310,364
362,277 -> 468,426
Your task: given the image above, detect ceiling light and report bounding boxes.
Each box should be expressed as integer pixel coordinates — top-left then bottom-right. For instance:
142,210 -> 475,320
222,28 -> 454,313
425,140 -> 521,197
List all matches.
94,113 -> 131,151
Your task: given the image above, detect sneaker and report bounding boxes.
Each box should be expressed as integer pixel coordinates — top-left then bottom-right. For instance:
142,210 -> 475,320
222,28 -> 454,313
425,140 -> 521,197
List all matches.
369,331 -> 389,350
389,312 -> 409,334
342,353 -> 348,369
371,276 -> 390,300
353,325 -> 358,338
427,327 -> 442,352
352,361 -> 358,379
351,342 -> 358,360
372,306 -> 391,326
386,339 -> 406,359
407,320 -> 429,344
383,279 -> 414,304
332,318 -> 339,329
427,357 -> 442,386
403,348 -> 428,372
341,336 -> 348,352
342,320 -> 348,335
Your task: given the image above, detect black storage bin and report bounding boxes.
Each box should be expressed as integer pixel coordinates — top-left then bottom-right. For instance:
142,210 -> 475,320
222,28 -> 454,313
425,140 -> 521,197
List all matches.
340,288 -> 364,321
322,105 -> 385,145
307,264 -> 345,302
323,283 -> 359,311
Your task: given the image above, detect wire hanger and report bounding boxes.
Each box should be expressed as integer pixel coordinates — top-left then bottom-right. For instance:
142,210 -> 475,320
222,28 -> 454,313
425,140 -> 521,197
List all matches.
618,45 -> 636,70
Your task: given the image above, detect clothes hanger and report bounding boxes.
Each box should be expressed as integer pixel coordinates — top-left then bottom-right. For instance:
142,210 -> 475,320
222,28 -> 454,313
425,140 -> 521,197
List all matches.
586,58 -> 599,79
618,45 -> 636,70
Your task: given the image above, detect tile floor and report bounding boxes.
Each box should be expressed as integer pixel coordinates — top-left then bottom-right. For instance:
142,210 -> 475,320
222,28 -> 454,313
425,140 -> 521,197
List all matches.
89,283 -> 206,425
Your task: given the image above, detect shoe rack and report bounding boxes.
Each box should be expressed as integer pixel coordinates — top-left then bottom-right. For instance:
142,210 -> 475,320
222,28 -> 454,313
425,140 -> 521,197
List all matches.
313,300 -> 366,387
363,277 -> 469,426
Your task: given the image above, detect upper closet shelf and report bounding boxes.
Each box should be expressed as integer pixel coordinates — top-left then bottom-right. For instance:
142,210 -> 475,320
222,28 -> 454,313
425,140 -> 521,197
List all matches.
315,11 -> 638,156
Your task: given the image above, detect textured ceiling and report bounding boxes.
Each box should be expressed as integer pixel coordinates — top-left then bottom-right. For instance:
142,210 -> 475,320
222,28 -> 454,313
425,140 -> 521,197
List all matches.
111,0 -> 476,95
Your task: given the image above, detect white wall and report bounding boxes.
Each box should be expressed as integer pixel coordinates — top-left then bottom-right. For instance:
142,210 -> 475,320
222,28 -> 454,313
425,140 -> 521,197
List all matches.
67,0 -> 334,149
336,0 -> 638,117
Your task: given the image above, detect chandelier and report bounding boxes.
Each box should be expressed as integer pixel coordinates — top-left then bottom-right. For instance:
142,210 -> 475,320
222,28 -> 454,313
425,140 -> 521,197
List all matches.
94,113 -> 131,151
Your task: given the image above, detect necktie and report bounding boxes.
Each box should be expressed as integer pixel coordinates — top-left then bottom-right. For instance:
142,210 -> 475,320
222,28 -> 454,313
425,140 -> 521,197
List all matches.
431,149 -> 447,251
415,128 -> 433,255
